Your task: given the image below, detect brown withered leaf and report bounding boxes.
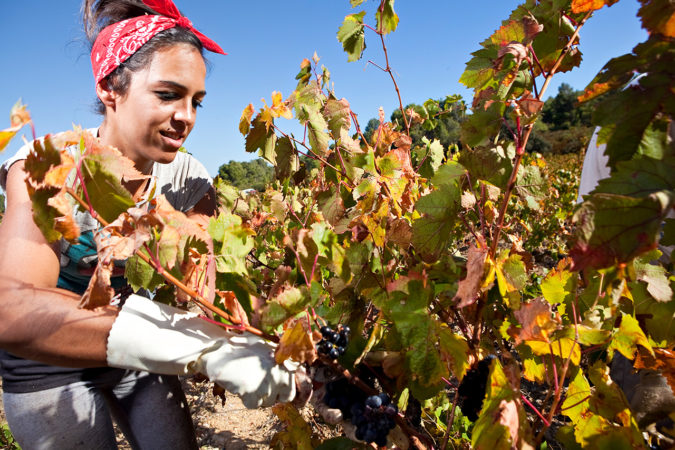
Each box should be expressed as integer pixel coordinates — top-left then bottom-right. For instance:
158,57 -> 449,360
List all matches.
79,261 -> 115,309
216,290 -> 250,328
387,217 -> 412,247
495,41 -> 529,71
516,94 -> 544,118
511,298 -> 560,344
454,245 -> 488,308
47,191 -> 80,243
275,319 -> 317,365
522,16 -> 543,44
635,347 -> 675,394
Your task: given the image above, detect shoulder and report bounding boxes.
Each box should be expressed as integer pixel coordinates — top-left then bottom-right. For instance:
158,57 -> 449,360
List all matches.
153,152 -> 213,212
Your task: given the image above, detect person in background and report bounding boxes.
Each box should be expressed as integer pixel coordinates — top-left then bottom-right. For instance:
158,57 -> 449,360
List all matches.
0,1 -> 301,448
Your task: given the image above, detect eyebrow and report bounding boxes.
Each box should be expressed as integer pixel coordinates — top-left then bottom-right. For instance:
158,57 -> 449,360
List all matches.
156,80 -> 206,97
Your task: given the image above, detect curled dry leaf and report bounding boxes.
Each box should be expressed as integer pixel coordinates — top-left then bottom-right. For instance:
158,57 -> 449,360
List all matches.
0,100 -> 32,152
79,261 -> 115,309
216,290 -> 250,328
495,41 -> 529,71
454,244 -> 489,308
522,15 -> 543,44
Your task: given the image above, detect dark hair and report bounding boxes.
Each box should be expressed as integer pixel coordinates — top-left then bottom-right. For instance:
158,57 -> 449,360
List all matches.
82,0 -> 205,115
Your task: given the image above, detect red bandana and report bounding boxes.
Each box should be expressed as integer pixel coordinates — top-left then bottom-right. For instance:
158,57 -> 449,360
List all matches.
90,0 -> 225,84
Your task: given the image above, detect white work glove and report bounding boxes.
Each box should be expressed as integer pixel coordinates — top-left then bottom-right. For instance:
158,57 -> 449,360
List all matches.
106,294 -> 296,408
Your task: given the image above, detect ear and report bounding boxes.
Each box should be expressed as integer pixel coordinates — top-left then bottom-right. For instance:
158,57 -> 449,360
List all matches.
96,79 -> 118,110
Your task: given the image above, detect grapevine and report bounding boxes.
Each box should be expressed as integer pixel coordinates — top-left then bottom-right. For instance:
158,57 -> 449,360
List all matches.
2,0 -> 674,448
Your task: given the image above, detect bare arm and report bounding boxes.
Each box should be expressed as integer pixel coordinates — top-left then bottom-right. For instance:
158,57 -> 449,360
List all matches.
0,161 -> 118,367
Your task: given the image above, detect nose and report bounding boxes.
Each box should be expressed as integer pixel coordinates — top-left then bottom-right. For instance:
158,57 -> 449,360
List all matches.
172,100 -> 196,130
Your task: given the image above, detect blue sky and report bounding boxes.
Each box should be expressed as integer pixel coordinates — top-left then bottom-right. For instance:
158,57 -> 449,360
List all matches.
1,1 -> 647,178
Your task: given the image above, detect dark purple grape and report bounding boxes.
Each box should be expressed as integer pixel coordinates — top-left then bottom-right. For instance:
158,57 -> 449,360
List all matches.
384,405 -> 397,416
329,331 -> 340,343
320,325 -> 332,338
340,325 -> 351,335
378,392 -> 390,406
366,395 -> 382,408
328,347 -> 340,359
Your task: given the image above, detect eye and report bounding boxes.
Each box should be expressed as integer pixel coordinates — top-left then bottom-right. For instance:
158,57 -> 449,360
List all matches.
155,91 -> 179,101
192,98 -> 204,109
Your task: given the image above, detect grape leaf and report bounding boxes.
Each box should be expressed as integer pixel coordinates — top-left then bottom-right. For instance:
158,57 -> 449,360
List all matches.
323,98 -> 351,137
437,324 -> 469,381
511,298 -> 560,344
79,158 -> 135,224
607,313 -> 654,360
0,100 -> 31,152
302,105 -> 330,156
496,253 -> 528,308
634,347 -> 675,394
275,319 -> 317,365
571,0 -> 619,13
633,251 -> 673,302
594,155 -> 675,198
375,0 -> 398,35
412,181 -> 461,262
261,286 -> 311,331
274,136 -> 299,180
415,137 -> 444,179
208,212 -> 255,276
638,0 -> 675,37
571,192 -> 673,270
239,103 -> 255,135
454,245 -> 489,308
270,403 -> 316,450
337,11 -> 366,62
472,360 -> 534,450
125,251 -> 166,292
458,142 -> 515,190
79,261 -> 115,309
215,290 -> 250,328
540,262 -> 577,308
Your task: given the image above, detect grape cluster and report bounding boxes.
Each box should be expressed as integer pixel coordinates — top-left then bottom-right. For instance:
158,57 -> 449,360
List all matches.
322,379 -> 398,447
317,324 -> 350,359
457,355 -> 496,421
351,393 -> 398,447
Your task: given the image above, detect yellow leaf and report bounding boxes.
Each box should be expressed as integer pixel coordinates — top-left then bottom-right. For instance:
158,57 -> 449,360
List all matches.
0,100 -> 32,152
275,319 -> 317,365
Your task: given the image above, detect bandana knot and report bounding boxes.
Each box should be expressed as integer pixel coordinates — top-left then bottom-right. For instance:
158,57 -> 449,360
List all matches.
176,16 -> 192,29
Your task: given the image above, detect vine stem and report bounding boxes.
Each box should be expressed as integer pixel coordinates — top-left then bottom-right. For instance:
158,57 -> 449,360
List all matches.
441,388 -> 460,450
521,394 -> 550,427
488,10 -> 592,259
64,187 -> 278,342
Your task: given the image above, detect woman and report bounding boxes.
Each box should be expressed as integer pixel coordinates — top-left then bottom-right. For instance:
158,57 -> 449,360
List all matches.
0,1 -> 298,448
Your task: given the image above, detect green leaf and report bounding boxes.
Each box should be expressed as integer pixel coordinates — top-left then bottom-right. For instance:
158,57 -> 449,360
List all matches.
412,182 -> 461,262
561,370 -> 591,425
633,251 -> 673,302
245,115 -> 275,154
261,286 -> 313,331
458,142 -> 514,190
632,279 -> 675,347
594,155 -> 675,197
274,136 -> 299,180
541,265 -> 577,308
337,11 -> 366,62
302,105 -> 330,156
375,0 -> 398,35
607,313 -> 653,360
460,102 -> 506,147
125,253 -> 165,292
208,212 -> 255,276
571,192 -> 673,270
80,158 -> 135,224
437,325 -> 469,381
415,137 -> 445,179
323,98 -> 351,137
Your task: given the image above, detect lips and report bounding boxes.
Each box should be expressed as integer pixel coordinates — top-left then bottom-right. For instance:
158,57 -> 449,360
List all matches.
159,130 -> 185,149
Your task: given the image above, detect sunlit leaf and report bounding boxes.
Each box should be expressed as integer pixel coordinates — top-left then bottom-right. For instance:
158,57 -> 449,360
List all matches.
375,0 -> 399,35
275,319 -> 317,365
607,313 -> 654,360
337,11 -> 366,62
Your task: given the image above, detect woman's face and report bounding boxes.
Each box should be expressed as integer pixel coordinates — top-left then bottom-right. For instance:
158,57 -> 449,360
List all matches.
100,44 -> 207,172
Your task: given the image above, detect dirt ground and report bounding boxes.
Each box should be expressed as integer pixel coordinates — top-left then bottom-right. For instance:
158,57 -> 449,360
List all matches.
0,378 -> 328,449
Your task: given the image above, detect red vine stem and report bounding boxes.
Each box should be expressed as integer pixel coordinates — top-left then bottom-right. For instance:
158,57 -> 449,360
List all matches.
64,186 -> 278,342
488,10 -> 592,259
521,394 -> 550,427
